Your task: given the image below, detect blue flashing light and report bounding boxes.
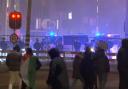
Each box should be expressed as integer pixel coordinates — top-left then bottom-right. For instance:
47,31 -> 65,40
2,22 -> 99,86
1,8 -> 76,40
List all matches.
95,32 -> 104,37
95,32 -> 101,37
49,32 -> 55,36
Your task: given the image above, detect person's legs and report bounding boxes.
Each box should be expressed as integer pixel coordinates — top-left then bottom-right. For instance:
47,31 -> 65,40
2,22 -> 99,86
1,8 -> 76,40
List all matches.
94,73 -> 98,89
98,72 -> 107,89
14,71 -> 21,89
71,78 -> 78,89
83,78 -> 94,89
98,73 -> 102,89
83,81 -> 93,89
119,71 -> 126,89
125,75 -> 128,89
8,71 -> 14,89
21,80 -> 27,89
119,72 -> 128,89
101,73 -> 107,89
28,87 -> 32,89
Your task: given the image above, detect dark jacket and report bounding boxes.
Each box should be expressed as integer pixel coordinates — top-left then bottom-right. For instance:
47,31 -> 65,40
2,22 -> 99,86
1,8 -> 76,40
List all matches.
72,54 -> 83,79
93,49 -> 110,73
117,48 -> 128,72
6,51 -> 22,71
36,58 -> 42,70
80,51 -> 95,81
33,42 -> 41,50
0,41 -> 8,50
47,57 -> 69,89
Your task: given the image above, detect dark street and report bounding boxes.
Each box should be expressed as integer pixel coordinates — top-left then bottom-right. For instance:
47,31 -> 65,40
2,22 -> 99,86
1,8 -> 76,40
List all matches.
0,69 -> 119,89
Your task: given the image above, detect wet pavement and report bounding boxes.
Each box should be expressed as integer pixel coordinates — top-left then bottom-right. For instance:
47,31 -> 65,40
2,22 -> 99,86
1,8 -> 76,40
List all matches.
0,59 -> 119,89
0,70 -> 119,89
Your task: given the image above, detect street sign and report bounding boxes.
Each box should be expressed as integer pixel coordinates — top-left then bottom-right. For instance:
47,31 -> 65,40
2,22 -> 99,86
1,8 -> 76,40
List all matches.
10,33 -> 19,44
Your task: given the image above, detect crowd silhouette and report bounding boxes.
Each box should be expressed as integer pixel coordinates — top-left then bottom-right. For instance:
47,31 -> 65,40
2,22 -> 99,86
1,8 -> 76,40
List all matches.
4,38 -> 128,89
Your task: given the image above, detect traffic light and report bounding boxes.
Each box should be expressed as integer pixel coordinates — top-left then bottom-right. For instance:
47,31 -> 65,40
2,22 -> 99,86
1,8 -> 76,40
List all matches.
9,11 -> 22,29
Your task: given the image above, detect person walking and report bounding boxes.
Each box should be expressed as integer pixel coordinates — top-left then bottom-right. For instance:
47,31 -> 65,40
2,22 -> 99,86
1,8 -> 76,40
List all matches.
56,41 -> 63,52
80,46 -> 96,89
117,39 -> 128,89
33,38 -> 41,56
20,48 -> 41,89
71,53 -> 83,89
47,48 -> 69,89
0,37 -> 8,56
93,47 -> 110,89
40,38 -> 45,50
6,44 -> 22,89
0,37 -> 8,50
73,40 -> 81,52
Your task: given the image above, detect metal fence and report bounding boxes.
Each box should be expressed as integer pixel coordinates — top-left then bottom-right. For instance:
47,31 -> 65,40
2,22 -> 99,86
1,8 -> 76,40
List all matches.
0,35 -> 122,52
0,50 -> 117,62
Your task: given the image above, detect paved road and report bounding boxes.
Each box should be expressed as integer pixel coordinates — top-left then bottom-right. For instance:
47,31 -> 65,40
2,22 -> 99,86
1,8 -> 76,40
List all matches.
0,60 -> 119,89
0,70 -> 119,89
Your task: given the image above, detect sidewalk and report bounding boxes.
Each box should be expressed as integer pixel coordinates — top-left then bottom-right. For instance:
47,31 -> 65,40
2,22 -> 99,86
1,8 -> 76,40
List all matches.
0,70 -> 119,89
0,60 -> 119,89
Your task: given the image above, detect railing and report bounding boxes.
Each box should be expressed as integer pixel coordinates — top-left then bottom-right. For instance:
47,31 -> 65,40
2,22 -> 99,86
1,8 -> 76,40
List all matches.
0,50 -> 117,62
0,35 -> 121,52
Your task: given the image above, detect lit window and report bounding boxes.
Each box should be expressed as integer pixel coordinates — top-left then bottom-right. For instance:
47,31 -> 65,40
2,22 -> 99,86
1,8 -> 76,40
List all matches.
68,12 -> 72,20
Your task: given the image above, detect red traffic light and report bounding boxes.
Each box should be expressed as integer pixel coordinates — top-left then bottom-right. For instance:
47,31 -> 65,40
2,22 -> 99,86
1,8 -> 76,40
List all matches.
11,14 -> 16,19
11,14 -> 21,19
10,12 -> 21,19
17,14 -> 21,18
9,11 -> 22,29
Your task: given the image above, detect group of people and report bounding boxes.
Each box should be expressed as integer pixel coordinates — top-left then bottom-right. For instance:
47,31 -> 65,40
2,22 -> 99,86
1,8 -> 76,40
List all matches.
72,38 -> 128,89
4,38 -> 128,89
6,45 -> 41,89
0,37 -> 25,50
33,38 -> 63,52
5,44 -> 66,89
117,38 -> 128,89
72,46 -> 110,89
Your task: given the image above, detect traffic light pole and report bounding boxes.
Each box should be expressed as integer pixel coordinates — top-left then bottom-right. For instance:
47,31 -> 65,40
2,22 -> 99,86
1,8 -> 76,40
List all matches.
25,0 -> 32,48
